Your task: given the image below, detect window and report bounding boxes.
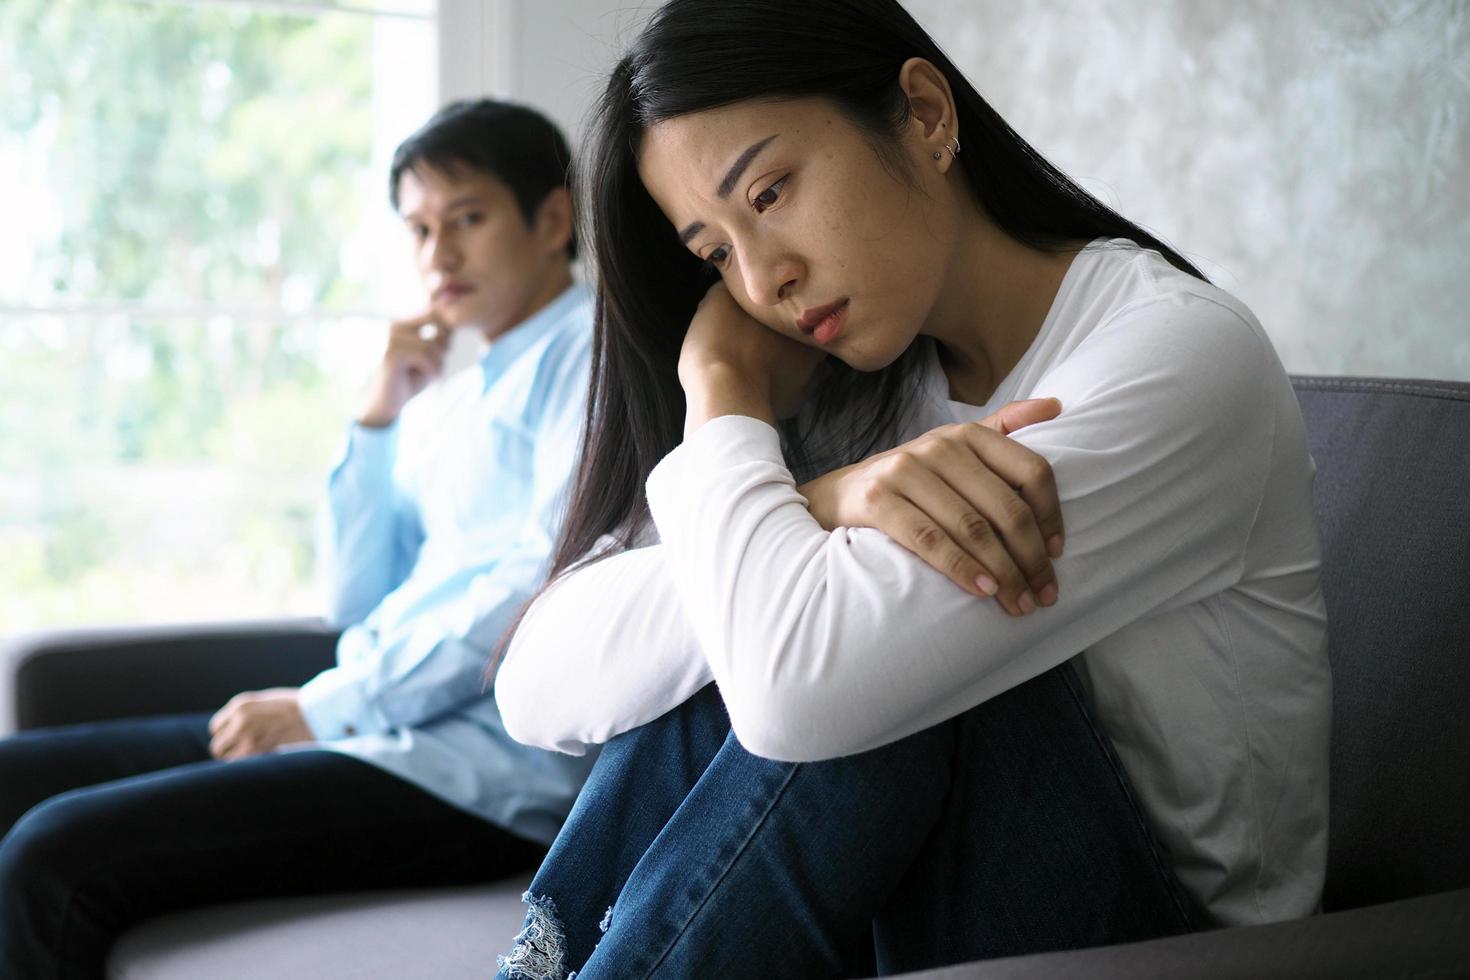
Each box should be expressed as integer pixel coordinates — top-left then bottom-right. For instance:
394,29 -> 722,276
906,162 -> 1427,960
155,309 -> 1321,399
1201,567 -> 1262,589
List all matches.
0,0 -> 437,629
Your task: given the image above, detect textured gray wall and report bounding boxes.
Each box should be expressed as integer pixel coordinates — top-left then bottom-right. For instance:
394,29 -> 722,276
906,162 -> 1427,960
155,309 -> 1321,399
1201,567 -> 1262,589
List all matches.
906,0 -> 1470,379
503,1 -> 1467,378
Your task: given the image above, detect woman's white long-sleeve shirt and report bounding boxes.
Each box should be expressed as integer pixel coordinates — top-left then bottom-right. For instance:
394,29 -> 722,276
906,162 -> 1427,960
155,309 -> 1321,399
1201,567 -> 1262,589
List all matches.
495,240 -> 1331,928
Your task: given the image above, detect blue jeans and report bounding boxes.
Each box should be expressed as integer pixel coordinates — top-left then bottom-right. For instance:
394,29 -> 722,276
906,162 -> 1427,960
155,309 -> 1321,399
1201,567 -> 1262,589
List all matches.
0,715 -> 545,980
495,661 -> 1198,980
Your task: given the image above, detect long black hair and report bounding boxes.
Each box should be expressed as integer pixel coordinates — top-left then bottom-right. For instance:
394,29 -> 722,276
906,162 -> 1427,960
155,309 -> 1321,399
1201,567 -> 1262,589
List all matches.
497,0 -> 1204,666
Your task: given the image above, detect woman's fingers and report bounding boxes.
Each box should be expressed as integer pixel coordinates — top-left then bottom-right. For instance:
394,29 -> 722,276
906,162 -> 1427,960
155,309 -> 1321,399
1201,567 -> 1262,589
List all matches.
959,424 -> 1065,558
935,450 -> 1057,610
895,444 -> 1056,613
887,467 -> 1040,614
873,458 -> 1031,614
811,414 -> 1066,614
978,397 -> 1061,436
871,488 -> 996,602
873,424 -> 1063,612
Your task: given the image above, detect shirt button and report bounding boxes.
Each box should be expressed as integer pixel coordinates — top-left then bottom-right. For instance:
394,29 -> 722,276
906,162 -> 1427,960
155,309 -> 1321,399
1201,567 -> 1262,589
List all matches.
344,725 -> 357,736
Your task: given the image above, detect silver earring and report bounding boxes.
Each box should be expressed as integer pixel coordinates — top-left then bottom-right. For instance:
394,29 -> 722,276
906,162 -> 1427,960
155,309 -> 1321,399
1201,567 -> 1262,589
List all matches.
944,135 -> 961,159
932,151 -> 943,160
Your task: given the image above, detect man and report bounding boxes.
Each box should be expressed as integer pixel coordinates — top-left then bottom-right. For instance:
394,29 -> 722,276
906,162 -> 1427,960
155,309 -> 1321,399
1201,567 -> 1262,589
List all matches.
0,99 -> 596,978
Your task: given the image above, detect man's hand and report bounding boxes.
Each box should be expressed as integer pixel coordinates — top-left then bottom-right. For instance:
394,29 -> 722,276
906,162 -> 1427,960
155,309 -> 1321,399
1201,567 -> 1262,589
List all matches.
798,399 -> 1065,616
357,310 -> 453,428
208,688 -> 315,761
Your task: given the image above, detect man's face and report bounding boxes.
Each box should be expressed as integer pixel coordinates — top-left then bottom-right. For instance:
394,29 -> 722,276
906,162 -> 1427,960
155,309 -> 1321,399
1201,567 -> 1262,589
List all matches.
396,163 -> 565,339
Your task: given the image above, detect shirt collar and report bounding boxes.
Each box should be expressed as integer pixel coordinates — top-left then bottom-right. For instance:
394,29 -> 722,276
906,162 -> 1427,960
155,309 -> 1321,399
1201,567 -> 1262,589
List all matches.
478,280 -> 589,390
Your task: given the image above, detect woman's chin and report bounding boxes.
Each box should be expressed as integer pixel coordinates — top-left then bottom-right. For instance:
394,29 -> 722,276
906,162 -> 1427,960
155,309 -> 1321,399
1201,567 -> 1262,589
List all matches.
837,339 -> 912,374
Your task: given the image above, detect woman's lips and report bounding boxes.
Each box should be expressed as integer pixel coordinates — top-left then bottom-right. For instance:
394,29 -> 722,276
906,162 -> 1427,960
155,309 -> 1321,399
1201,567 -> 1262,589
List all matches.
800,299 -> 848,346
797,299 -> 849,345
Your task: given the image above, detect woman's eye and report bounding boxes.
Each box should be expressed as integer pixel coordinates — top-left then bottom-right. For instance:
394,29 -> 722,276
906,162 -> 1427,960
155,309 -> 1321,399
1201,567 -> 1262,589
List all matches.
411,224 -> 430,241
456,212 -> 484,228
752,176 -> 787,214
702,245 -> 731,270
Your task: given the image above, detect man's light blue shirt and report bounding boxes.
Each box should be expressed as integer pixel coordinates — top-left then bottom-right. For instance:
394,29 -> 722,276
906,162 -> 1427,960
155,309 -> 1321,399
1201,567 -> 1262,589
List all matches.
299,282 -> 597,845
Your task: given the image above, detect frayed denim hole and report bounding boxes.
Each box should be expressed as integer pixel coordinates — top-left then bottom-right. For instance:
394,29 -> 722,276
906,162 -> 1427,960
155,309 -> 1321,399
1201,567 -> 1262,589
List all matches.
497,891 -> 569,980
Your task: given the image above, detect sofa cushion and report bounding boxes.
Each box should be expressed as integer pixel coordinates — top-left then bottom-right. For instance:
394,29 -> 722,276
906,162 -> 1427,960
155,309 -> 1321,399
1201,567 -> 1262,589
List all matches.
892,886 -> 1470,980
1292,377 -> 1470,911
108,876 -> 531,980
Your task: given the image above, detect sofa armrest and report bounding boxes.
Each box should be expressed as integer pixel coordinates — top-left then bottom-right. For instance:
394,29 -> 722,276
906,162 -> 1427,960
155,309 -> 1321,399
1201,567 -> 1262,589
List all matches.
893,887 -> 1470,980
1,618 -> 341,732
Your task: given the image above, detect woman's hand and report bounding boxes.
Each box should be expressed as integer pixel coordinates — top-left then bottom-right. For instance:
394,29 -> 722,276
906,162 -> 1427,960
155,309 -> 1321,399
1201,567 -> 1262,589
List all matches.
798,400 -> 1065,616
676,281 -> 1064,614
678,281 -> 826,432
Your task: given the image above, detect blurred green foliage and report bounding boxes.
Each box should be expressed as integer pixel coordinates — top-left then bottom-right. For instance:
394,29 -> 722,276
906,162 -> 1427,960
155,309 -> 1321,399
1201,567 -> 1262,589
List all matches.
0,0 -> 400,629
2,0 -> 372,308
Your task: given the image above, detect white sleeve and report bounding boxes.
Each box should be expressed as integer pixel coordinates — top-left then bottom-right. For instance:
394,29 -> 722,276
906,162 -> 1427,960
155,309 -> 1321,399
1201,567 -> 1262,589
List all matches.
494,544 -> 713,755
644,299 -> 1281,762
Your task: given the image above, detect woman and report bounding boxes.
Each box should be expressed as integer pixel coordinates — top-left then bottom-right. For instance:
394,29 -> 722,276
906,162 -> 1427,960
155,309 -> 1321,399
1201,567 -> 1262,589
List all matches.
492,1 -> 1330,977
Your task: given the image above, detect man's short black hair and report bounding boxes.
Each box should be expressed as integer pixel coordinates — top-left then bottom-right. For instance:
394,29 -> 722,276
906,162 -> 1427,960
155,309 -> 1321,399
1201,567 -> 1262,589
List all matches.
389,99 -> 577,259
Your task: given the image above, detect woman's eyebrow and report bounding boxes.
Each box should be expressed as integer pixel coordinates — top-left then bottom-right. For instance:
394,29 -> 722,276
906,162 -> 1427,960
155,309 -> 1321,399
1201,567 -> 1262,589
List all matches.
676,134 -> 780,245
716,134 -> 778,197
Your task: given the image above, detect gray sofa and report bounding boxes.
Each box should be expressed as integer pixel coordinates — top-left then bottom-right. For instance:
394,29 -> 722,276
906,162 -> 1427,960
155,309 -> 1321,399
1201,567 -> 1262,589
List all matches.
3,374 -> 1467,979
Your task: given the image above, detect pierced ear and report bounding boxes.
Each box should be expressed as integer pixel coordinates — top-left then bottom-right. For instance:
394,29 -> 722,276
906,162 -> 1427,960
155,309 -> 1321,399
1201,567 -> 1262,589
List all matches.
536,186 -> 575,254
898,57 -> 959,173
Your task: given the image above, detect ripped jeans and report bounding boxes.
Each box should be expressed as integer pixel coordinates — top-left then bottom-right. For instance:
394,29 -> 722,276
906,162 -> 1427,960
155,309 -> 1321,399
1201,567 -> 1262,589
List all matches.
495,661 -> 1199,980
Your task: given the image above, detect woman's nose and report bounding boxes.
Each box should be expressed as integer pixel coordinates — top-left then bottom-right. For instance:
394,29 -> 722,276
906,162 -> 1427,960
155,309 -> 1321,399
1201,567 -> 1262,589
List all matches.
741,247 -> 802,307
